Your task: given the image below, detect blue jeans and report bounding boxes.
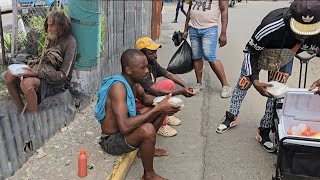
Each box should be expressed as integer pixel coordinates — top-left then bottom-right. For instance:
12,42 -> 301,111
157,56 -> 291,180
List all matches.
189,26 -> 219,62
174,0 -> 187,20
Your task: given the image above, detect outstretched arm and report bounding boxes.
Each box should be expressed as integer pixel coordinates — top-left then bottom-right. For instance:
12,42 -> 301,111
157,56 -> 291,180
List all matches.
163,71 -> 188,88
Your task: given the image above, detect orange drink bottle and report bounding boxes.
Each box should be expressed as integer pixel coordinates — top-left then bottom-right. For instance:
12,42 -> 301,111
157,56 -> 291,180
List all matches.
78,148 -> 88,178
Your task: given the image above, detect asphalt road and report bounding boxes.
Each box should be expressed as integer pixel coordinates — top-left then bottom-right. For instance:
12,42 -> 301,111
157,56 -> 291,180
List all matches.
126,1 -> 320,180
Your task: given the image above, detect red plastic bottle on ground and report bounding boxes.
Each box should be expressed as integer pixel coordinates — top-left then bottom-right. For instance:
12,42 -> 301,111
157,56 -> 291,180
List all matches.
78,148 -> 88,178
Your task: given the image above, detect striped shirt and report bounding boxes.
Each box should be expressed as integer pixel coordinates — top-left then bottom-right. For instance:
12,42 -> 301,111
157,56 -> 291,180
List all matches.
244,7 -> 320,81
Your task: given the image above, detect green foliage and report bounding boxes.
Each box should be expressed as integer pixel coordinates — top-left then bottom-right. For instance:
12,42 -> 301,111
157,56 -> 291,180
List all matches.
3,30 -> 26,54
28,16 -> 46,33
3,33 -> 12,53
0,65 -> 7,73
28,16 -> 46,55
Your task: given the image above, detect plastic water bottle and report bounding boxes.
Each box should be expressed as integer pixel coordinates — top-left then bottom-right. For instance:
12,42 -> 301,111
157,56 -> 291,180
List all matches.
78,148 -> 88,178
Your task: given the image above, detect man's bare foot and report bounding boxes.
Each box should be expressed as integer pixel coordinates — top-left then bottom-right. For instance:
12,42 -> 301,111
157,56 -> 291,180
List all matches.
154,148 -> 169,157
142,173 -> 168,180
138,148 -> 169,158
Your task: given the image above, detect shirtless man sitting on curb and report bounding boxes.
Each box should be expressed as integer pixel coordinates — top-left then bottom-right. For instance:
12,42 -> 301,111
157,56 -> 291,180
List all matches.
94,49 -> 181,180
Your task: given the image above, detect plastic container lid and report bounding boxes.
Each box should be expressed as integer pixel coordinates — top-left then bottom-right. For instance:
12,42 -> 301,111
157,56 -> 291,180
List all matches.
283,89 -> 320,120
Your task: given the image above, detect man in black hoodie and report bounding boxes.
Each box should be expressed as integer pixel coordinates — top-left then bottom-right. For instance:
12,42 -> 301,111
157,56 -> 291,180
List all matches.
216,0 -> 320,153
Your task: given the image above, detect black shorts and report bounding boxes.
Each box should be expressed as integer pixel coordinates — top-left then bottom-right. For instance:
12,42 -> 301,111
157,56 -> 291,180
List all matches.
16,78 -> 66,104
99,132 -> 137,155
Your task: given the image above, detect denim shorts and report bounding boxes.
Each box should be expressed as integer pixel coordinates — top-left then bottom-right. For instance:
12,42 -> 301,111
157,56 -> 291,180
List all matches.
189,26 -> 219,62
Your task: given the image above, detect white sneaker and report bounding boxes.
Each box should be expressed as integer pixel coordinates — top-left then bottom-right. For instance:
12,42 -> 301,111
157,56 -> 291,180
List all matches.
193,83 -> 203,94
221,86 -> 232,98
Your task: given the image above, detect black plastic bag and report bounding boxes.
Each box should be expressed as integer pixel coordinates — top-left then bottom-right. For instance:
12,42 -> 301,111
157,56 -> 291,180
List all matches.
172,31 -> 184,47
167,41 -> 193,74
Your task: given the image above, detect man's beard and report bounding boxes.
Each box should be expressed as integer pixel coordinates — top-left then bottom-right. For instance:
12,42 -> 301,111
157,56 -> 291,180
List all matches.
148,58 -> 157,64
47,33 -> 58,42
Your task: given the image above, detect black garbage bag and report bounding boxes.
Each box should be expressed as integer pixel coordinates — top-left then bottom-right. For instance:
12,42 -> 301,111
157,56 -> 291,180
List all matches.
167,41 -> 193,74
172,31 -> 184,47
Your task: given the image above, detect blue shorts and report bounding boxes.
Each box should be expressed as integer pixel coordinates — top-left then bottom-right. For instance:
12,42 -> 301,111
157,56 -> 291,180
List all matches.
189,26 -> 219,62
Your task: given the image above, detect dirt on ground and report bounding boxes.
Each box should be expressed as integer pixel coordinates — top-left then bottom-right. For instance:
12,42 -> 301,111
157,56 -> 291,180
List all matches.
7,100 -> 119,180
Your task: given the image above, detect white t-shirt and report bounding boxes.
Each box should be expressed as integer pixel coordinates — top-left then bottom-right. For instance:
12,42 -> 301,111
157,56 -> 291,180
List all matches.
189,0 -> 220,29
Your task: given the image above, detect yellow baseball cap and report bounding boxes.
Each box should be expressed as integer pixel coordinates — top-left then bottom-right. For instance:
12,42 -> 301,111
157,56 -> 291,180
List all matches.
135,37 -> 161,50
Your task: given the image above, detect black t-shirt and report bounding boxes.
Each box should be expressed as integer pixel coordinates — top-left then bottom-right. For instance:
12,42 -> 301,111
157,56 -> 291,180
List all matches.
244,7 -> 320,81
140,62 -> 168,89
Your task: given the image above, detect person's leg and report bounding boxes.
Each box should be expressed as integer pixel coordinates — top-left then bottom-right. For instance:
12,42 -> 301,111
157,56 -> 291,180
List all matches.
154,79 -> 176,91
154,79 -> 175,128
216,57 -> 252,133
194,59 -> 204,84
259,59 -> 293,130
180,2 -> 187,16
202,26 -> 230,88
154,80 -> 178,136
4,71 -> 25,112
125,120 -> 168,179
137,108 -> 170,157
172,0 -> 180,22
154,79 -> 181,126
189,26 -> 204,85
20,77 -> 40,113
256,59 -> 293,152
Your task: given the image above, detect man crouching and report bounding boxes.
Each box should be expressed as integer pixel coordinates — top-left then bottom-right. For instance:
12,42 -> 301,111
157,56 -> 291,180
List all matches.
94,49 -> 181,180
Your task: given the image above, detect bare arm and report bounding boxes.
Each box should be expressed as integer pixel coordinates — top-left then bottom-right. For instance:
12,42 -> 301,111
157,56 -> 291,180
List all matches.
163,72 -> 188,88
136,85 -> 155,106
218,0 -> 228,47
144,84 -> 183,97
111,84 -> 180,135
183,0 -> 192,35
